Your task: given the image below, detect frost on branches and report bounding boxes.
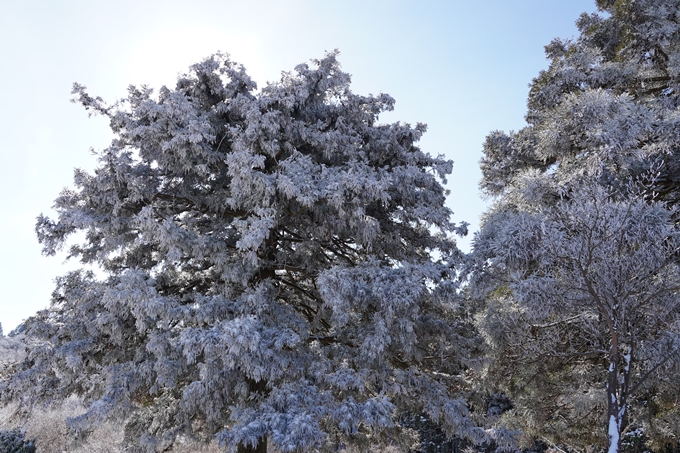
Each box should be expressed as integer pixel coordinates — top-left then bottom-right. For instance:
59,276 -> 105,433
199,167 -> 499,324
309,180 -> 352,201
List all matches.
2,52 -> 481,452
480,0 -> 680,203
472,183 -> 680,452
471,1 -> 680,451
0,326 -> 26,386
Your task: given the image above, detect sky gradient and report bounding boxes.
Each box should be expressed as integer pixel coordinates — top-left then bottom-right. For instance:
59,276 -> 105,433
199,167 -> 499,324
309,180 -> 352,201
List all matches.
0,0 -> 597,333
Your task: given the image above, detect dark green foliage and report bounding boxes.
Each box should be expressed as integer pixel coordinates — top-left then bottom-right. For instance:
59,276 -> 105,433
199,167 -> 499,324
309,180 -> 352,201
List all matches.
621,428 -> 649,453
401,413 -> 457,453
0,429 -> 36,453
620,428 -> 680,453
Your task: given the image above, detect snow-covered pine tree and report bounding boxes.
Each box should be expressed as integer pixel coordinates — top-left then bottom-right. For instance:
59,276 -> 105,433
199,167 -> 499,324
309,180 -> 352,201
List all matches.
469,1 -> 680,452
2,52 -> 482,452
480,0 -> 680,202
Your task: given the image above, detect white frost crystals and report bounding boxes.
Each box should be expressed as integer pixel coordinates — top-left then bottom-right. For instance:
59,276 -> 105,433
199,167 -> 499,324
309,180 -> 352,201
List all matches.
471,1 -> 680,450
0,327 -> 26,379
1,52 -> 477,452
472,182 -> 680,452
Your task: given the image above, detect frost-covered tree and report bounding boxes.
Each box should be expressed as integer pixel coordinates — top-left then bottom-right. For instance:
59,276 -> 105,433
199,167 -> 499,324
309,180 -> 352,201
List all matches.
470,1 -> 680,452
471,184 -> 680,453
0,327 -> 26,386
480,0 -> 680,204
2,52 -> 482,452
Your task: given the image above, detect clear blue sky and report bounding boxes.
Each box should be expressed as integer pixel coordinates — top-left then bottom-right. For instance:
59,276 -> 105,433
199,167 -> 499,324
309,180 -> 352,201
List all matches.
0,0 -> 597,333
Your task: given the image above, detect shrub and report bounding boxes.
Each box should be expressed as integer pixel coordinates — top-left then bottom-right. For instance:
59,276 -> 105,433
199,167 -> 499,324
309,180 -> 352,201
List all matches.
0,429 -> 36,453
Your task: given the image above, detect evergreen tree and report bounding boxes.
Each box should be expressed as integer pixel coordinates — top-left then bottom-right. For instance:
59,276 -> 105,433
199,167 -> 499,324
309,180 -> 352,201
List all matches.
0,429 -> 36,453
471,183 -> 680,452
480,0 -> 680,203
470,1 -> 680,452
2,52 -> 481,452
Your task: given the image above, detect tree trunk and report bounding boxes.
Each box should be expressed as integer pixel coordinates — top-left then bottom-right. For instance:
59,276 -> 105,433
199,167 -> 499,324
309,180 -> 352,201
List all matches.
237,378 -> 268,453
607,359 -> 621,453
237,439 -> 267,453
